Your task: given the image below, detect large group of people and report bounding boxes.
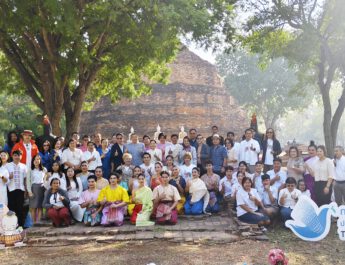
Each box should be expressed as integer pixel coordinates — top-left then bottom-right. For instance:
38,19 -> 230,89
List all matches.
1,122 -> 344,232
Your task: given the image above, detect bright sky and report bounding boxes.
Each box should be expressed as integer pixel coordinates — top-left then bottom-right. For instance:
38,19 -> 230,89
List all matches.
187,43 -> 217,64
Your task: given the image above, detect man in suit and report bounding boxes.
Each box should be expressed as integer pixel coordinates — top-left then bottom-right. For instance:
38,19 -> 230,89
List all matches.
110,133 -> 125,172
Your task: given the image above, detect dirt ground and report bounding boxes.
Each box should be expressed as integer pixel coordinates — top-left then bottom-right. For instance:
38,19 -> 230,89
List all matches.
1,226 -> 343,265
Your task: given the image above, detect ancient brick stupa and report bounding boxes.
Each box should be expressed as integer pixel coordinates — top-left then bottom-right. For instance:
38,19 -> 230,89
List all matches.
79,48 -> 248,139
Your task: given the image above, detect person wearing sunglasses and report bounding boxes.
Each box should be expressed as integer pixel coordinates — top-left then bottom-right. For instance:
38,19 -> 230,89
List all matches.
261,128 -> 282,173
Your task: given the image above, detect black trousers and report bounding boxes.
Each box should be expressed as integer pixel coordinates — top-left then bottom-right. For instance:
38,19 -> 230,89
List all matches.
7,189 -> 25,227
314,181 -> 332,207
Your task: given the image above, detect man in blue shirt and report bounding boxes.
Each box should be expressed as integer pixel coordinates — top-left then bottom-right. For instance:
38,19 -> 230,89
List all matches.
209,134 -> 228,177
125,133 -> 145,166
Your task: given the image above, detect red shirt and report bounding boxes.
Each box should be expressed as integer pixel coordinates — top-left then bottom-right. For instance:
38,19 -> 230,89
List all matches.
12,140 -> 39,165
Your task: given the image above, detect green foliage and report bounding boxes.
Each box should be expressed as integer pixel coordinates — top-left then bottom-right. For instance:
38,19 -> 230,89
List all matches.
234,0 -> 345,152
0,92 -> 43,146
0,0 -> 237,135
216,50 -> 313,128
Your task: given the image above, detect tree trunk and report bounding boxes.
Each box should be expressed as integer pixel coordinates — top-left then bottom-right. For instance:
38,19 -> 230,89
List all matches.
50,112 -> 62,136
63,84 -> 87,139
318,47 -> 337,157
330,79 -> 345,149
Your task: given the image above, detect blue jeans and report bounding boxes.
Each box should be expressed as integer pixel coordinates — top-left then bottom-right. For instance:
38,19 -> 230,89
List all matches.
280,207 -> 292,223
238,211 -> 270,224
184,197 -> 204,215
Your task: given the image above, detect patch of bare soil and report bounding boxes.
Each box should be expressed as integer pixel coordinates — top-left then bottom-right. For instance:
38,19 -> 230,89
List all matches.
0,226 -> 343,265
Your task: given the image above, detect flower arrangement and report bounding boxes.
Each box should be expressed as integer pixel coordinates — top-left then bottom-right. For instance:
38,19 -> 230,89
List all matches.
268,248 -> 289,265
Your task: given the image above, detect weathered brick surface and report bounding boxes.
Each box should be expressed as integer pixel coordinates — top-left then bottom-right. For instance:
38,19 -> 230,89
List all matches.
79,48 -> 247,139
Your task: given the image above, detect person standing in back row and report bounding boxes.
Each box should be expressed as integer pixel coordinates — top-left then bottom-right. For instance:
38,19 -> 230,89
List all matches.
110,133 -> 125,172
239,129 -> 260,173
334,146 -> 345,206
12,130 -> 39,170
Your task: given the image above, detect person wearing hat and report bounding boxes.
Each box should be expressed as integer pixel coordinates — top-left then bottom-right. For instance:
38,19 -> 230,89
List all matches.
206,125 -> 224,147
12,130 -> 39,169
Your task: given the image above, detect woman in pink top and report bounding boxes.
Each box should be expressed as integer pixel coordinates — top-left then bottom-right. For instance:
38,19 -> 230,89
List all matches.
79,175 -> 102,226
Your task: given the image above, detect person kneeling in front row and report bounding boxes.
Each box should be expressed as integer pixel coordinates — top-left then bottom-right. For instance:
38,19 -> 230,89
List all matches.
97,172 -> 129,226
43,178 -> 71,227
236,176 -> 270,227
278,177 -> 301,224
152,171 -> 181,225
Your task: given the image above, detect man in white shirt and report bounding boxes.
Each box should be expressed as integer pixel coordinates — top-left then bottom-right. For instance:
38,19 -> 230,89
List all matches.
219,166 -> 237,215
239,129 -> 260,173
259,174 -> 279,219
7,150 -> 27,227
334,146 -> 345,205
267,158 -> 287,192
165,134 -> 182,164
252,161 -> 264,192
140,152 -> 155,186
82,141 -> 102,172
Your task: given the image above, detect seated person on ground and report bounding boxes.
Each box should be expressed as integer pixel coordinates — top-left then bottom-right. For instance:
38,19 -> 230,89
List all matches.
236,176 -> 270,227
43,178 -> 71,227
78,175 -> 102,226
130,173 -> 154,226
278,177 -> 301,223
184,167 -> 210,215
258,174 -> 279,219
201,161 -> 221,213
152,171 -> 181,225
97,172 -> 129,226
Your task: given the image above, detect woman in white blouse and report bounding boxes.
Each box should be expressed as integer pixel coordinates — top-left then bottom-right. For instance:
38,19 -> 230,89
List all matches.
236,176 -> 270,226
278,177 -> 301,222
225,139 -> 238,170
61,139 -> 83,170
66,167 -> 85,222
44,161 -> 67,191
313,145 -> 335,206
0,151 -> 10,205
27,155 -> 47,224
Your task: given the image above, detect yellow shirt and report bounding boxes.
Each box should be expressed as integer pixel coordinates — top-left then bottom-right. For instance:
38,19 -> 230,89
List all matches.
97,185 -> 129,203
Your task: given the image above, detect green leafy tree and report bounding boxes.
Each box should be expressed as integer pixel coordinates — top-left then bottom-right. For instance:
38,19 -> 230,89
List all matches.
238,0 -> 345,155
0,0 -> 236,137
216,51 -> 311,130
0,92 -> 43,146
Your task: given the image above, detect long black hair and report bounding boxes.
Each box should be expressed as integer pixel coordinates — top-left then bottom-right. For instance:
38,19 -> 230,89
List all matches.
31,154 -> 44,171
6,131 -> 19,149
66,167 -> 79,190
51,161 -> 63,178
